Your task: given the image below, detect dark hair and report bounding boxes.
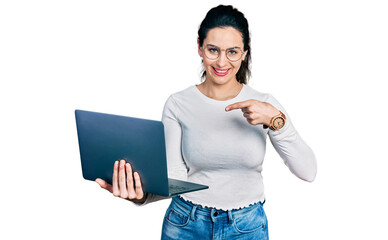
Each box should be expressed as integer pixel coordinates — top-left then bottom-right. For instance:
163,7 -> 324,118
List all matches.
198,5 -> 251,84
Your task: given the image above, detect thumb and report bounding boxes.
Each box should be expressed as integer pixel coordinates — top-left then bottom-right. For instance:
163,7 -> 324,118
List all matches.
95,178 -> 113,193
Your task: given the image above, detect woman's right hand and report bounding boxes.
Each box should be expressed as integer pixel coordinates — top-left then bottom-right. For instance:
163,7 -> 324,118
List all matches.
95,159 -> 147,204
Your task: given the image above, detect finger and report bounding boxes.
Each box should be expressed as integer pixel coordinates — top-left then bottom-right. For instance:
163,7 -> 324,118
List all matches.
133,172 -> 144,199
244,112 -> 260,120
225,100 -> 252,112
119,160 -> 129,198
243,112 -> 253,119
95,178 -> 113,193
112,161 -> 120,197
126,163 -> 136,199
241,107 -> 251,113
247,118 -> 259,125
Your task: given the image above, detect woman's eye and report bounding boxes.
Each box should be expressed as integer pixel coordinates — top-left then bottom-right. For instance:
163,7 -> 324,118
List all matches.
228,50 -> 237,55
209,48 -> 219,53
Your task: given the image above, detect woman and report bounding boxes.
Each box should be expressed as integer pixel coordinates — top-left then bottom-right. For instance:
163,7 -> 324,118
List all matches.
96,5 -> 317,239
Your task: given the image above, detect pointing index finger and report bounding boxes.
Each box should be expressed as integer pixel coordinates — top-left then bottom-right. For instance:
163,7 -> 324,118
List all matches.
225,100 -> 252,112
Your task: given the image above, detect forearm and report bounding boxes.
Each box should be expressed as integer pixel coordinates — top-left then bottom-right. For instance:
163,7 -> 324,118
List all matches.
269,121 -> 317,182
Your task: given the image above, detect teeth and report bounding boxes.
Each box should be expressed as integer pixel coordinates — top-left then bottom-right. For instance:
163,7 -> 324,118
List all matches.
214,68 -> 228,73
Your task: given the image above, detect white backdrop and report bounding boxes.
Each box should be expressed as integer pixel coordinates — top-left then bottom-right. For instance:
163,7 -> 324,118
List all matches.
1,0 -> 387,239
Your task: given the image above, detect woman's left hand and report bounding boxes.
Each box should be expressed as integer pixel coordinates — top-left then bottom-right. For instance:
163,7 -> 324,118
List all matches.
225,100 -> 280,126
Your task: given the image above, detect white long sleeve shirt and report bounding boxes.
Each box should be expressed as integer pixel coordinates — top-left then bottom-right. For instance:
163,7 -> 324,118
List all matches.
144,84 -> 317,210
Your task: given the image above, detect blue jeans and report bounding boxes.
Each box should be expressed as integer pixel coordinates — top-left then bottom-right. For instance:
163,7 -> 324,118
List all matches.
161,196 -> 269,240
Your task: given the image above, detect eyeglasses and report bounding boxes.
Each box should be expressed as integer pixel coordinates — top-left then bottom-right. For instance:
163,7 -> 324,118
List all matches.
201,44 -> 244,62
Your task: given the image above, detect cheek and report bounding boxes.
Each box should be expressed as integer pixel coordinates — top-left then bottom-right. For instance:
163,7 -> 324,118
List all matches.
231,61 -> 243,71
202,58 -> 213,69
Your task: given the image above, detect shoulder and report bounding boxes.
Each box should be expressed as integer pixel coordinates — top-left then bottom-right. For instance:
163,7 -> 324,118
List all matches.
165,85 -> 198,105
170,85 -> 197,99
242,84 -> 273,102
163,85 -> 198,112
242,84 -> 284,109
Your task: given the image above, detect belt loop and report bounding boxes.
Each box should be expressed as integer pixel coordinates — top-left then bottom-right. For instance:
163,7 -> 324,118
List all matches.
227,210 -> 234,225
190,205 -> 197,221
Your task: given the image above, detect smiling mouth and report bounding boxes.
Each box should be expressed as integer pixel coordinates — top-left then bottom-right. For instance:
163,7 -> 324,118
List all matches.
212,67 -> 231,76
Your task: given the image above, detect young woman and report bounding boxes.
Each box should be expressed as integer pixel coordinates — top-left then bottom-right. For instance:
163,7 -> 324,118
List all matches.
96,5 -> 317,239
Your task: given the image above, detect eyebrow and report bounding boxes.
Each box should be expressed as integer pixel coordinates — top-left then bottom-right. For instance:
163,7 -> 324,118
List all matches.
207,44 -> 242,49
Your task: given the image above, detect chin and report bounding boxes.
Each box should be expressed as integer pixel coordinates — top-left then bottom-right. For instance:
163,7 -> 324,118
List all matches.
206,70 -> 237,86
213,77 -> 233,85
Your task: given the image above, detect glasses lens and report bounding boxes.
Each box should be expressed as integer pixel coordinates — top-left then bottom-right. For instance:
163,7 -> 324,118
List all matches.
226,48 -> 243,62
204,46 -> 219,60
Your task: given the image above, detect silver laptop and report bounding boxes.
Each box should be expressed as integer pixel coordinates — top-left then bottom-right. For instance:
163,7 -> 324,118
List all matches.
75,109 -> 208,196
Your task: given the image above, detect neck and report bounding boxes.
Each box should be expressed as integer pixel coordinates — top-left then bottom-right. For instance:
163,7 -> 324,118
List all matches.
197,79 -> 243,101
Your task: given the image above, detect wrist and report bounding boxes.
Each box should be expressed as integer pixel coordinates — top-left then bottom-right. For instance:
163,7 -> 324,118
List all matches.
264,111 -> 286,131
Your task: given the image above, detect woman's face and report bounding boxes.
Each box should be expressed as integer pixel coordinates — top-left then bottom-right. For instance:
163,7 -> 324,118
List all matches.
198,27 -> 247,86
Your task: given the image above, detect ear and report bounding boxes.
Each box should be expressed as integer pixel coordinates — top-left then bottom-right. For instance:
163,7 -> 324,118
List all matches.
242,50 -> 248,61
197,39 -> 204,58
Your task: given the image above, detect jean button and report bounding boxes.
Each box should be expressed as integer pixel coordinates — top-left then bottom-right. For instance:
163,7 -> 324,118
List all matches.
213,212 -> 218,217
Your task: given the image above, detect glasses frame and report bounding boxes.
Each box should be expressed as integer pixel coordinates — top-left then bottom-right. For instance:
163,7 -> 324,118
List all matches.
201,44 -> 245,62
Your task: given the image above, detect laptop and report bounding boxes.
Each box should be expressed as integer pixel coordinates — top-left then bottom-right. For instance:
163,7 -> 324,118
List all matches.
75,109 -> 208,196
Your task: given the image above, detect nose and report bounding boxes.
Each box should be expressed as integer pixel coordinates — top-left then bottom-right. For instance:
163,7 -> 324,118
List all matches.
216,50 -> 228,67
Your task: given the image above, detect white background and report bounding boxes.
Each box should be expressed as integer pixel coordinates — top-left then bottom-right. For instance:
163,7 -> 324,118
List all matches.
1,0 -> 387,239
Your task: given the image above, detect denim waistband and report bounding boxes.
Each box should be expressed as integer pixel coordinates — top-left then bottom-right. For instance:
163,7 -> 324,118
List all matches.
172,196 -> 264,222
